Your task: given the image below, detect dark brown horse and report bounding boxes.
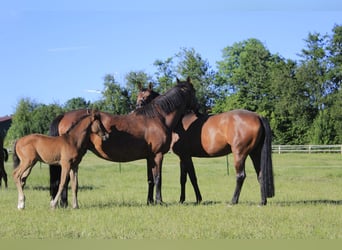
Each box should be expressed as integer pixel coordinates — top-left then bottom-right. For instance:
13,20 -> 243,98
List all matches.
136,85 -> 274,205
49,78 -> 198,206
0,136 -> 8,188
13,111 -> 109,209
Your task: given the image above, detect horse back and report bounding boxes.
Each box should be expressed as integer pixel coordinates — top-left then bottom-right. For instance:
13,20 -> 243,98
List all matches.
173,110 -> 263,157
214,110 -> 263,154
15,134 -> 72,164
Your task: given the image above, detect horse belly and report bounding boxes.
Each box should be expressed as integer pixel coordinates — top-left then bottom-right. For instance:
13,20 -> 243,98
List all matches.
91,138 -> 149,162
37,148 -> 61,165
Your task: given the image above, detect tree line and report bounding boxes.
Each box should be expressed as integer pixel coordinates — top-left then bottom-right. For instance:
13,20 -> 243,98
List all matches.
5,24 -> 341,146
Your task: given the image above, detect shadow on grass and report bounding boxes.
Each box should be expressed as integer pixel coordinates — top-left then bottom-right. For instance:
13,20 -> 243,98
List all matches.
83,199 -> 223,209
29,185 -> 97,191
83,199 -> 342,208
272,199 -> 342,206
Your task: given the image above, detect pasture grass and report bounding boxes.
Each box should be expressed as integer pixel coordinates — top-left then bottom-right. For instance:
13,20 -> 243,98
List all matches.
0,152 -> 341,239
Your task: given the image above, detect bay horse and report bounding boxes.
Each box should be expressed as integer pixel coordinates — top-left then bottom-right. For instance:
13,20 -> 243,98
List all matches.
12,111 -> 109,209
136,85 -> 274,205
0,136 -> 8,188
49,78 -> 198,206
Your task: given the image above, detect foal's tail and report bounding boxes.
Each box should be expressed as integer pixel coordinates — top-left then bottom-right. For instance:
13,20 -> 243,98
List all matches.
13,141 -> 20,169
260,117 -> 275,198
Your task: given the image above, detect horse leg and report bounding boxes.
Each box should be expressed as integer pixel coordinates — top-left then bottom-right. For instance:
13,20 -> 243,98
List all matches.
146,159 -> 154,205
179,156 -> 202,204
0,164 -> 7,188
50,163 -> 70,209
13,162 -> 33,210
153,153 -> 163,204
250,151 -> 267,206
50,164 -> 69,208
179,159 -> 187,203
231,153 -> 247,205
3,171 -> 7,188
69,166 -> 79,209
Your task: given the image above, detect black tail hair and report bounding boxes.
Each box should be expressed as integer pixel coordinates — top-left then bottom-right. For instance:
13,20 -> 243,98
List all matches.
13,141 -> 20,169
3,148 -> 8,162
260,116 -> 275,198
49,114 -> 64,136
49,114 -> 64,200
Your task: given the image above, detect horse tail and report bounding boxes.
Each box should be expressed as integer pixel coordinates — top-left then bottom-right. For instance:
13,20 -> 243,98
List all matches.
49,114 -> 64,201
3,148 -> 8,162
49,114 -> 64,137
259,116 -> 275,198
13,141 -> 20,169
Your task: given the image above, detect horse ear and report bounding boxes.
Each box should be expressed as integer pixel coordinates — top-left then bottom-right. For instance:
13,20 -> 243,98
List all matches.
176,78 -> 180,84
148,82 -> 153,90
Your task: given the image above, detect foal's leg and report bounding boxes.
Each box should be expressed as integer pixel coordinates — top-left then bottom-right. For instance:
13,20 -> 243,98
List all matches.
69,166 -> 79,209
231,152 -> 247,205
50,163 -> 70,209
13,162 -> 34,210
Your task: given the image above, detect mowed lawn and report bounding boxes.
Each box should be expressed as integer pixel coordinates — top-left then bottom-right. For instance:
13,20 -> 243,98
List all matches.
0,152 -> 341,239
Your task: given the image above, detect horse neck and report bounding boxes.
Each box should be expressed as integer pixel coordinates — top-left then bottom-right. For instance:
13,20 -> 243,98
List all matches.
162,105 -> 186,130
67,116 -> 93,149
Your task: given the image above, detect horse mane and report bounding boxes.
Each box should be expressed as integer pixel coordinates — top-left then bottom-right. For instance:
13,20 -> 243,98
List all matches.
135,82 -> 190,118
64,113 -> 92,134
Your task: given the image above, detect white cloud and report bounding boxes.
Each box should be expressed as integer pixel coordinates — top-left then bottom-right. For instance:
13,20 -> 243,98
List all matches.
48,46 -> 90,52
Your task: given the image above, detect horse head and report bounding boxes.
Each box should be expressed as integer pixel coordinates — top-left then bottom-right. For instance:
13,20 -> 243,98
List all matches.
90,111 -> 109,141
176,77 -> 200,115
136,77 -> 200,115
136,82 -> 160,109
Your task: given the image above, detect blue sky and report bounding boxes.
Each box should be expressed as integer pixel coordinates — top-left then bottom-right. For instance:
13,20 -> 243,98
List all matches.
1,0 -> 341,116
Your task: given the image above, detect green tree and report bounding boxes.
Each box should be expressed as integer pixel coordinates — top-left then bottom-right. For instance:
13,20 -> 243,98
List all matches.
6,98 -> 38,142
125,71 -> 152,107
268,57 -> 314,144
216,39 -> 273,115
297,27 -> 342,144
328,24 -> 342,89
100,74 -> 131,114
64,97 -> 90,111
175,47 -> 216,113
153,57 -> 176,93
6,99 -> 63,144
296,32 -> 330,113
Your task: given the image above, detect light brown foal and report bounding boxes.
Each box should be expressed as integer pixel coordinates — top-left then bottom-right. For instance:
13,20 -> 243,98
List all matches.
13,112 -> 109,209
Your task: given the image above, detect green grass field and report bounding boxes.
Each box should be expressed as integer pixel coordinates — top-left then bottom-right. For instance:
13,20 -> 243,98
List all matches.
0,152 -> 341,239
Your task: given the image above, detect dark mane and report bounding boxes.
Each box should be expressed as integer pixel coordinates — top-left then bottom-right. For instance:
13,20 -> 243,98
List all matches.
135,82 -> 191,118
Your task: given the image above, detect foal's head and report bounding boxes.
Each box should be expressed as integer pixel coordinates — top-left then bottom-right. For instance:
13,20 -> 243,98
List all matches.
90,112 -> 109,141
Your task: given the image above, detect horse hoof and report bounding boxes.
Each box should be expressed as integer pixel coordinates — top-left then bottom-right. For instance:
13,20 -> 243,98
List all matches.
60,200 -> 68,208
17,204 -> 25,210
147,200 -> 154,205
50,200 -> 57,209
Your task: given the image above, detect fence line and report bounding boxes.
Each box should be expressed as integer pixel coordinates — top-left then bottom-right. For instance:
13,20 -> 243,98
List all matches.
272,145 -> 342,154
